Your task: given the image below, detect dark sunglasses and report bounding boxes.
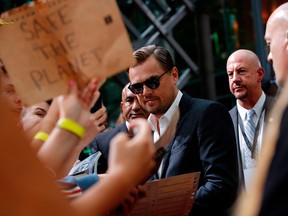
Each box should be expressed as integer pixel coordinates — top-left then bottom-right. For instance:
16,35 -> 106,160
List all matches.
128,70 -> 170,94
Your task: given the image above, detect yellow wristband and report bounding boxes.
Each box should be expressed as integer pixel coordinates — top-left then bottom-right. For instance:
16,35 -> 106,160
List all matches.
33,131 -> 49,142
56,118 -> 85,138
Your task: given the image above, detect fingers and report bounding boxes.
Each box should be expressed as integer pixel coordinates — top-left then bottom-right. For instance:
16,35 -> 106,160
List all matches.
120,186 -> 146,214
136,184 -> 147,198
92,106 -> 107,119
65,79 -> 101,112
81,79 -> 98,106
128,119 -> 154,147
86,107 -> 107,132
86,120 -> 105,134
97,116 -> 108,132
110,132 -> 130,149
108,120 -> 155,184
89,91 -> 100,110
68,80 -> 78,95
56,95 -> 64,110
93,124 -> 105,133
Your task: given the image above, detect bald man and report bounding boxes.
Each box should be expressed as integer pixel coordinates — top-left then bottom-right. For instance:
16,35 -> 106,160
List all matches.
88,83 -> 149,173
120,83 -> 150,122
257,3 -> 288,215
226,49 -> 275,189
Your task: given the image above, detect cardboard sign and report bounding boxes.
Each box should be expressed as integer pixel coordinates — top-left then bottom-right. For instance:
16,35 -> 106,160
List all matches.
131,172 -> 200,216
0,0 -> 135,104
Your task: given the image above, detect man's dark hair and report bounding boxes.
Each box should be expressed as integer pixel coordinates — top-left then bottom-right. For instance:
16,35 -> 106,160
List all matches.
132,45 -> 175,72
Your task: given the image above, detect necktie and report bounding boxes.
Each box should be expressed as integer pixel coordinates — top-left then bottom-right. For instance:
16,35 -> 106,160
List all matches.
245,109 -> 256,150
243,109 -> 256,168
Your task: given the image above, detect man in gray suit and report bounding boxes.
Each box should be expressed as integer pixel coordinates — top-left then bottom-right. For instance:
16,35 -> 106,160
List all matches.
226,49 -> 274,189
128,45 -> 239,216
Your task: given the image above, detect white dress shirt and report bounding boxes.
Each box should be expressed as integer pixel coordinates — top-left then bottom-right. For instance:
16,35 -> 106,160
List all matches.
237,91 -> 266,188
148,90 -> 183,177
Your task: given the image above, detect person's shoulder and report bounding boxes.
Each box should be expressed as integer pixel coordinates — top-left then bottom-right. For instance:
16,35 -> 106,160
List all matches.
181,93 -> 224,107
96,123 -> 127,138
89,123 -> 128,151
180,94 -> 229,119
229,105 -> 237,114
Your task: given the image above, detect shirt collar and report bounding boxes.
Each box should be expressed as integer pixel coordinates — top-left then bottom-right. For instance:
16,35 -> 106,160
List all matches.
148,90 -> 183,132
125,120 -> 130,130
237,91 -> 266,120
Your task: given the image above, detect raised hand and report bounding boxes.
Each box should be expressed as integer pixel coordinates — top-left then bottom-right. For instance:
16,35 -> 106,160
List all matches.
79,106 -> 108,149
107,118 -> 156,185
57,79 -> 100,125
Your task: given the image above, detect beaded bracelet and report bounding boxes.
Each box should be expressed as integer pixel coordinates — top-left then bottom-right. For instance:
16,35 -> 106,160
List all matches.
56,118 -> 85,138
33,131 -> 49,142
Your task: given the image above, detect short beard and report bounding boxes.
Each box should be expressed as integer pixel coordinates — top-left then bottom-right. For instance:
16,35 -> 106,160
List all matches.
234,92 -> 248,101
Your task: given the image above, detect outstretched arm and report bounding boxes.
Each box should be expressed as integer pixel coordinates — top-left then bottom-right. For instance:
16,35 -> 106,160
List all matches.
1,94 -> 156,216
37,79 -> 100,178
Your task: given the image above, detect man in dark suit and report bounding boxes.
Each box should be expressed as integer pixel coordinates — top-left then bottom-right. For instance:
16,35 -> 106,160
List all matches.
258,4 -> 288,215
127,45 -> 239,216
89,83 -> 149,173
226,49 -> 275,189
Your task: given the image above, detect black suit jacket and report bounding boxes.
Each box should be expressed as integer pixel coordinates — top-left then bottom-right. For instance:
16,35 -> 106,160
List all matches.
229,95 -> 275,188
259,106 -> 288,216
89,93 -> 239,216
156,93 -> 239,216
89,123 -> 128,174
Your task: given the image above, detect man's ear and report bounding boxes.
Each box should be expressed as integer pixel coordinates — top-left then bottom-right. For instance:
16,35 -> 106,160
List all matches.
257,68 -> 265,82
120,102 -> 124,113
171,67 -> 179,85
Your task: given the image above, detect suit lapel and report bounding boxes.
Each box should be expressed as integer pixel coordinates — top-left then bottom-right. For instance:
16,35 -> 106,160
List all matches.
159,94 -> 188,178
230,106 -> 245,188
230,106 -> 238,133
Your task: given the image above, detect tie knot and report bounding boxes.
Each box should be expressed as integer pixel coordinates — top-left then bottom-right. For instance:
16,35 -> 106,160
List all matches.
246,109 -> 255,121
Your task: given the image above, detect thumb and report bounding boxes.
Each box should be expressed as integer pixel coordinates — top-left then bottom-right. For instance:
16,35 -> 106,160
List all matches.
68,80 -> 78,95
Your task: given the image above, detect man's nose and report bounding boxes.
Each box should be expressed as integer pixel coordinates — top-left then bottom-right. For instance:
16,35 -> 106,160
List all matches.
132,99 -> 141,110
232,72 -> 240,82
267,52 -> 272,63
142,84 -> 153,95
